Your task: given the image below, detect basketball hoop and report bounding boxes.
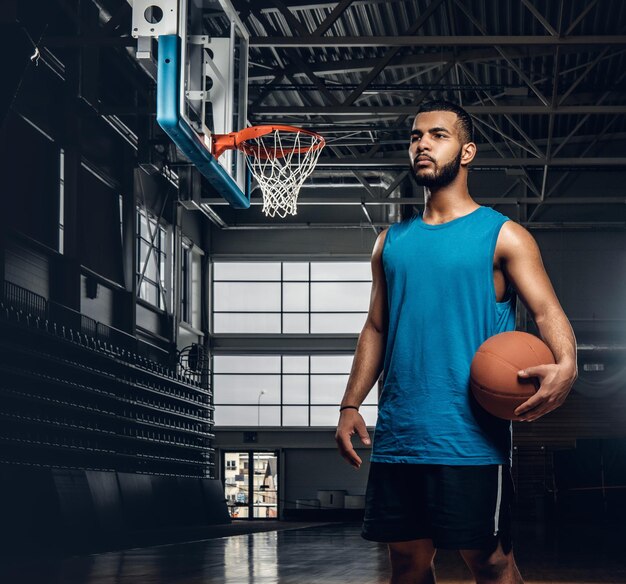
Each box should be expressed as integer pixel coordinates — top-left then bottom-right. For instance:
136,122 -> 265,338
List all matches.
212,125 -> 325,218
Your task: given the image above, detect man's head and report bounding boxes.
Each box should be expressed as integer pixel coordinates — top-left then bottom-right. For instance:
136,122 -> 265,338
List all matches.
408,100 -> 476,190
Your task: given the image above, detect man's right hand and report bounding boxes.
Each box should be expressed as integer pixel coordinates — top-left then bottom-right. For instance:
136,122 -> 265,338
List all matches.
335,409 -> 371,469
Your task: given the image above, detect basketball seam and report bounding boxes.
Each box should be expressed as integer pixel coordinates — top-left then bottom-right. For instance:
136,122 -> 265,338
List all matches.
526,341 -> 551,363
470,381 -> 530,400
475,349 -> 524,375
472,350 -> 536,398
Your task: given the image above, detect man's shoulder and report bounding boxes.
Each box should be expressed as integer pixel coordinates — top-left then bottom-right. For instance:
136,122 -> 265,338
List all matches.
495,219 -> 537,260
371,227 -> 390,260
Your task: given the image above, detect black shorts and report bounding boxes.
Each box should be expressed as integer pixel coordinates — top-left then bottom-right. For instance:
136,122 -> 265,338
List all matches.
361,462 -> 514,552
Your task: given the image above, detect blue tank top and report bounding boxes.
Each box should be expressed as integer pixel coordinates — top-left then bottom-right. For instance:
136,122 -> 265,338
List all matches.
371,205 -> 516,466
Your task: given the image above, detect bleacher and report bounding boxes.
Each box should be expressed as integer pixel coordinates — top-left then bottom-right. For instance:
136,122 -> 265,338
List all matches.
0,280 -> 230,551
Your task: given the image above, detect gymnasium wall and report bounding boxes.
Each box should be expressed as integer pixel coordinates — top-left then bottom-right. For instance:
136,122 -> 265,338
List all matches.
212,226 -> 626,518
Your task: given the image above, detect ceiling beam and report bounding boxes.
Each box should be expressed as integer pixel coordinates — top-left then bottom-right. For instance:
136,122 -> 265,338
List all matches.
249,35 -> 626,47
341,0 -> 445,106
252,105 -> 626,115
454,0 -> 549,105
248,45 -> 589,80
520,0 -> 558,37
312,157 -> 626,168
565,0 -> 600,35
199,197 -> 626,206
310,0 -> 353,36
213,222 -> 626,231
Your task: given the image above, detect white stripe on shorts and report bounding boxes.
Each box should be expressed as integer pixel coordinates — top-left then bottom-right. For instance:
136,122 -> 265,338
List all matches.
493,464 -> 503,536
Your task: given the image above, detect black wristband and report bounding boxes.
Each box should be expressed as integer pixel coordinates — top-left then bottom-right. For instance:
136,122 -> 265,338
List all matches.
339,405 -> 359,412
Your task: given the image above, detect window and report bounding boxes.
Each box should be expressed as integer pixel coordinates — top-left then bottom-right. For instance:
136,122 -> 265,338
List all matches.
213,354 -> 378,427
212,261 -> 371,334
181,242 -> 191,323
136,208 -> 168,310
181,240 -> 203,329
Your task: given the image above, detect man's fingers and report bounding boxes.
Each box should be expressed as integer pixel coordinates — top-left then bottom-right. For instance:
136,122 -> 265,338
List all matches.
337,439 -> 362,467
514,393 -> 545,417
515,391 -> 563,420
336,428 -> 365,468
355,420 -> 371,446
518,364 -> 551,379
342,450 -> 362,468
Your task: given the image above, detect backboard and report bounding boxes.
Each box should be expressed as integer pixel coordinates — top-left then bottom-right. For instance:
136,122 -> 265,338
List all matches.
132,0 -> 250,208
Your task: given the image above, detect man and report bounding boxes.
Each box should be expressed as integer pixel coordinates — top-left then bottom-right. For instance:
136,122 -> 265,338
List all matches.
335,101 -> 577,584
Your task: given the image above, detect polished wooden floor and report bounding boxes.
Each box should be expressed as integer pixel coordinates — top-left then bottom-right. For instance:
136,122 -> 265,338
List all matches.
1,520 -> 625,583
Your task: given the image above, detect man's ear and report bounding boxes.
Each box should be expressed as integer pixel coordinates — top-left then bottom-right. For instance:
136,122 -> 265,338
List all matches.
461,142 -> 477,166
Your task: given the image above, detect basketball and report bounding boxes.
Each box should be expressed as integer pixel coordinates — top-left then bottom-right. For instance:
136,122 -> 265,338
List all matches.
470,331 -> 555,420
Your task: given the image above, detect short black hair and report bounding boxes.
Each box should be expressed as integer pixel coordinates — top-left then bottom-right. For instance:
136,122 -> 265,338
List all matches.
415,100 -> 474,144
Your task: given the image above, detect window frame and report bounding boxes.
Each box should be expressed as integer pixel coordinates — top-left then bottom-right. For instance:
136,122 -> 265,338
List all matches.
136,207 -> 170,312
211,261 -> 371,334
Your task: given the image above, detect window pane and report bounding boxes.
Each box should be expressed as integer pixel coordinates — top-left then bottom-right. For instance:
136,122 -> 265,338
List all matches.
191,253 -> 201,329
310,355 -> 353,374
140,253 -> 158,285
311,313 -> 366,334
283,356 -> 309,374
310,375 -> 348,404
258,406 -> 281,426
215,406 -> 280,426
282,406 -> 308,426
360,405 -> 378,426
211,353 -> 374,427
139,215 -> 148,238
214,356 -> 281,374
214,282 -> 281,311
213,313 -> 280,333
311,282 -> 371,312
282,313 -> 309,333
282,375 -> 309,404
311,262 -> 371,281
282,283 -> 309,311
213,375 -> 280,404
214,262 -> 281,281
310,406 -> 340,427
283,262 -> 309,281
139,281 -> 159,306
159,252 -> 166,287
159,224 -> 166,244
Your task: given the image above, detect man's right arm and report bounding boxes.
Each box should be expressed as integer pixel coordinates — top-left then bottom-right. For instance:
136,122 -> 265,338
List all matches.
335,228 -> 389,468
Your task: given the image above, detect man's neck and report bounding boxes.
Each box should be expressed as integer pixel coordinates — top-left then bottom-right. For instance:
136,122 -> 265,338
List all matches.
422,184 -> 478,223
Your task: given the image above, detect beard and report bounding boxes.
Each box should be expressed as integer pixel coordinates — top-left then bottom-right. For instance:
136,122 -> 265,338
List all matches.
410,149 -> 462,189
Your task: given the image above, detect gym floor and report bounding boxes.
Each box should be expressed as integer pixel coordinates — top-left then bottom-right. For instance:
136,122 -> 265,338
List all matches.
2,520 -> 625,584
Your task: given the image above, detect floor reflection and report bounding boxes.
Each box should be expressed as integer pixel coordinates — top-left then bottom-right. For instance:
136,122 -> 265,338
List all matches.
1,522 -> 625,583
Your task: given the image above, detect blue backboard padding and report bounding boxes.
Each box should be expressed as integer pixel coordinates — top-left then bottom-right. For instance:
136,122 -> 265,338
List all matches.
156,35 -> 250,209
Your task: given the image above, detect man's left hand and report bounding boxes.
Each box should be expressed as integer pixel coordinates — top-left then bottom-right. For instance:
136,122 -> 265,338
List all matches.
514,363 -> 577,422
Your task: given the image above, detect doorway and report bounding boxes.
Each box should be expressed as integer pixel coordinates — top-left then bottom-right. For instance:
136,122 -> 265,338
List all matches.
222,451 -> 279,519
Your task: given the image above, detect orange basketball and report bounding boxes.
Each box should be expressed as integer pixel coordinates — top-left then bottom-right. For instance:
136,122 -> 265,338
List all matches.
470,331 -> 555,420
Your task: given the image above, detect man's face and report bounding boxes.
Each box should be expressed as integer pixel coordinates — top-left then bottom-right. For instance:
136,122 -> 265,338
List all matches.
408,111 -> 464,189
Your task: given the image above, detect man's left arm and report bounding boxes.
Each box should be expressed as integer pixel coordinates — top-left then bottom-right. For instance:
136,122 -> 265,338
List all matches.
498,221 -> 578,422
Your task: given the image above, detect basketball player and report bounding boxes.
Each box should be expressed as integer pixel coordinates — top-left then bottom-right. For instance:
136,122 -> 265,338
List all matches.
335,101 -> 578,584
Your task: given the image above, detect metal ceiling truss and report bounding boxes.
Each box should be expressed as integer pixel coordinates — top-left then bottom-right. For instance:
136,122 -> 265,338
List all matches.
43,0 -> 623,232
204,0 -> 626,228
249,35 -> 626,47
252,105 -> 626,115
96,0 -> 622,229
311,157 -> 626,168
248,45 -> 612,81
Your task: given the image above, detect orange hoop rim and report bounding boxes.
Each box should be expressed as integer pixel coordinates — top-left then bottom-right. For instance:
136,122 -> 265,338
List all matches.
212,124 -> 325,159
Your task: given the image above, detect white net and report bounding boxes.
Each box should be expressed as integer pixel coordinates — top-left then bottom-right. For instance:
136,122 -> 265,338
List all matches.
243,129 -> 324,218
